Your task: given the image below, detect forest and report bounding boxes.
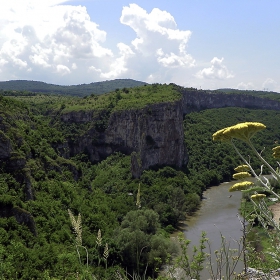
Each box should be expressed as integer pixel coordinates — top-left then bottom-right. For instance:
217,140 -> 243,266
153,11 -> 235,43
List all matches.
0,79 -> 147,97
1,83 -> 280,279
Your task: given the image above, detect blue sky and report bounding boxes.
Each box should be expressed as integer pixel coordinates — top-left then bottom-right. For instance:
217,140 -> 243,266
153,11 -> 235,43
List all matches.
0,0 -> 279,91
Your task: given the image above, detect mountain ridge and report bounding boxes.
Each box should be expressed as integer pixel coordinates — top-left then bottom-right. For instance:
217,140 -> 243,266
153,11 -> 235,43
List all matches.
0,78 -> 147,96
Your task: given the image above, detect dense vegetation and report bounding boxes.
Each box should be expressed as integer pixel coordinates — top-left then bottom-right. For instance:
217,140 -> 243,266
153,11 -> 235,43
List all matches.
216,88 -> 280,101
184,107 -> 280,185
1,84 -> 280,279
0,79 -> 147,97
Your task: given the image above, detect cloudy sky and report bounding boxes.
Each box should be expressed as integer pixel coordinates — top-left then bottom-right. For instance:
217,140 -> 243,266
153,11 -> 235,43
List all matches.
0,0 -> 279,91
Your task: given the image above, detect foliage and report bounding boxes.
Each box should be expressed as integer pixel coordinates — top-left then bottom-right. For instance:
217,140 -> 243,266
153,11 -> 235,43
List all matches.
2,83 -> 280,278
215,88 -> 280,101
184,107 -> 280,185
175,232 -> 207,280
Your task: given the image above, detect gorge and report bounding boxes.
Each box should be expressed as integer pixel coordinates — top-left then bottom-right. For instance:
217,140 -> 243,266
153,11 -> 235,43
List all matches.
55,86 -> 280,177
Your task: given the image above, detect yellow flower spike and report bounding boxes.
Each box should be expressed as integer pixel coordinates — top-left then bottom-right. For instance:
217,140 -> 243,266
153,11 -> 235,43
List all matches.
234,165 -> 250,172
229,181 -> 254,192
251,194 -> 266,201
232,172 -> 251,180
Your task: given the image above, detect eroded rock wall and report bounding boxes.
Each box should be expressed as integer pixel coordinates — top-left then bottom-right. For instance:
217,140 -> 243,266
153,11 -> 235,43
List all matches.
60,89 -> 280,176
62,101 -> 188,176
182,89 -> 280,114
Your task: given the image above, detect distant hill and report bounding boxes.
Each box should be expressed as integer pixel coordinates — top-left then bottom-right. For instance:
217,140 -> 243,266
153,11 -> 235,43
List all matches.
216,88 -> 279,94
0,79 -> 148,96
216,88 -> 280,101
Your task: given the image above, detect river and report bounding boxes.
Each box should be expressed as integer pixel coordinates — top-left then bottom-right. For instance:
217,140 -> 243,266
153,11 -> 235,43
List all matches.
183,181 -> 244,279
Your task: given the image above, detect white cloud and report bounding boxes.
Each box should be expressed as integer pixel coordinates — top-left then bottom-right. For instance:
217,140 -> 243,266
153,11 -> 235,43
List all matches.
120,4 -> 193,63
262,78 -> 277,91
237,82 -> 255,90
0,1 -> 114,83
114,4 -> 195,83
0,58 -> 8,66
196,57 -> 234,80
156,48 -> 194,68
100,43 -> 135,79
56,64 -> 70,75
0,1 -> 237,88
88,65 -> 101,74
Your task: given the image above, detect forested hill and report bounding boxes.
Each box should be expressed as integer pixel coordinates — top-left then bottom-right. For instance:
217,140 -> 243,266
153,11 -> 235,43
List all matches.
216,88 -> 280,101
0,79 -> 147,96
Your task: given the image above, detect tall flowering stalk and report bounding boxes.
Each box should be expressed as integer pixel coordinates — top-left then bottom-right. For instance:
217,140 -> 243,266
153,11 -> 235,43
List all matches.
96,229 -> 102,266
136,183 -> 141,209
103,243 -> 109,269
213,122 -> 280,271
68,209 -> 89,267
213,122 -> 280,200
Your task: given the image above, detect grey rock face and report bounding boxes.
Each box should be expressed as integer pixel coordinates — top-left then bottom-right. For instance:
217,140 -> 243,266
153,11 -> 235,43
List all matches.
182,89 -> 280,114
60,89 -> 280,175
0,131 -> 12,159
62,101 -> 188,176
0,204 -> 36,235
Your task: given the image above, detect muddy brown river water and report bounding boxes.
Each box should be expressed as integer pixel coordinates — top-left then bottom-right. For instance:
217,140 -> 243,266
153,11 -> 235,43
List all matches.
183,181 -> 244,279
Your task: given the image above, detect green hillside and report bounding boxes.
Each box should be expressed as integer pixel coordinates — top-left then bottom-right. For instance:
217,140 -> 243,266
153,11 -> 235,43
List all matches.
0,79 -> 147,96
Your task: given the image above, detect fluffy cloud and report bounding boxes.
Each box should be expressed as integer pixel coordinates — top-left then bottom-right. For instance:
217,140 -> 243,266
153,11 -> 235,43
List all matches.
0,1 -> 195,84
120,4 -> 194,71
56,64 -> 71,75
237,82 -> 255,90
0,1 -> 113,83
100,43 -> 135,79
262,78 -> 278,91
196,57 -> 234,80
0,1 -> 230,88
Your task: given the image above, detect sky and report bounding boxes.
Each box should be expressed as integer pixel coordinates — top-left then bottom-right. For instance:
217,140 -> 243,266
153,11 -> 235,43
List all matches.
0,0 -> 279,91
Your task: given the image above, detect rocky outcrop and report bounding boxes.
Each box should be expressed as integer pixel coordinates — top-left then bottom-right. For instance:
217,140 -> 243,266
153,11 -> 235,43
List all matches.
62,101 -> 188,176
0,131 -> 12,159
59,88 -> 280,176
181,89 -> 280,114
13,206 -> 37,236
60,110 -> 95,123
107,101 -> 187,175
0,204 -> 37,235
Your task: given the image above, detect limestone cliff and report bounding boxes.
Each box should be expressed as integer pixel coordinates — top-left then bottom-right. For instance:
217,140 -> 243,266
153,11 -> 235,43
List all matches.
60,101 -> 188,177
0,204 -> 37,235
181,89 -> 280,114
0,131 -> 12,159
58,88 -> 280,177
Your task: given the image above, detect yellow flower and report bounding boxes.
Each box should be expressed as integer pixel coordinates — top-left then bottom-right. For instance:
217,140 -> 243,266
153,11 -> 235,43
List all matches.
213,122 -> 266,142
232,172 -> 251,180
234,165 -> 250,172
272,146 -> 280,158
224,122 -> 266,141
251,194 -> 266,201
212,128 -> 231,142
229,181 -> 254,192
